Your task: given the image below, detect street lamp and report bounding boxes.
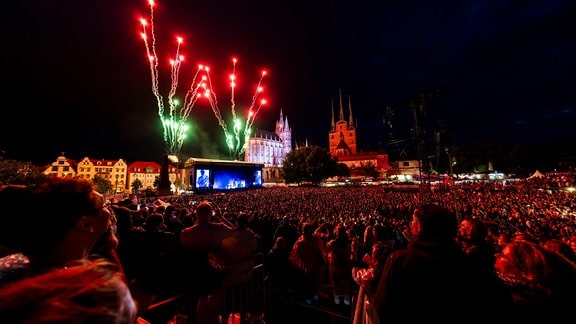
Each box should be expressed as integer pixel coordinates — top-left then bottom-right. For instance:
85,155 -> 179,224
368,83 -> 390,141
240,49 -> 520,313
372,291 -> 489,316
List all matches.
115,174 -> 119,193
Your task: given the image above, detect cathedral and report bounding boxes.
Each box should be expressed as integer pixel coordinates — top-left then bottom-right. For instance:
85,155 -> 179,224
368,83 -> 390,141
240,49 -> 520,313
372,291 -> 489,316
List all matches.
244,110 -> 292,182
328,90 -> 391,176
329,89 -> 357,156
243,90 -> 391,183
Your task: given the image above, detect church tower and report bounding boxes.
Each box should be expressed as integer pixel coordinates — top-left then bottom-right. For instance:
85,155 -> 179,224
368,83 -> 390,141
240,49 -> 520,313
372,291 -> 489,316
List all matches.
244,109 -> 292,169
276,109 -> 292,157
328,89 -> 357,156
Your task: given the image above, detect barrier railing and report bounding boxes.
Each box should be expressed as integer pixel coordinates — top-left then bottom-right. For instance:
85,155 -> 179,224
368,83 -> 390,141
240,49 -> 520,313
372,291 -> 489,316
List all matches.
221,263 -> 271,324
138,258 -> 271,324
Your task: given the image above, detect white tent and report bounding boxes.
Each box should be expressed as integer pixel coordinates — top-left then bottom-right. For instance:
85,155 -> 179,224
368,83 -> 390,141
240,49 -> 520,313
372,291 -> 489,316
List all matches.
528,170 -> 544,179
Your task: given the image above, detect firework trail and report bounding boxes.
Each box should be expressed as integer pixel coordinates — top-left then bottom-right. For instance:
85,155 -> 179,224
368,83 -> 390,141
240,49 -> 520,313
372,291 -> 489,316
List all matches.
201,59 -> 268,159
241,71 -> 267,153
140,0 -> 194,156
201,65 -> 232,150
139,0 -> 268,160
245,70 -> 267,131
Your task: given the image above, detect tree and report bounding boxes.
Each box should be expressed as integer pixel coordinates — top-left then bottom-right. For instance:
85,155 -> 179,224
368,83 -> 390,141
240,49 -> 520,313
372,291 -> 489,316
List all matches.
0,159 -> 46,185
92,175 -> 113,194
131,178 -> 144,195
359,161 -> 380,179
335,163 -> 350,179
282,145 -> 337,185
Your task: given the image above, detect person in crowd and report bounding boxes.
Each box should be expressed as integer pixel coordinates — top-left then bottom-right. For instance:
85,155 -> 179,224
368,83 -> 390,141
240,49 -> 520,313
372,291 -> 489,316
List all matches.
273,216 -> 299,252
352,243 -> 388,324
131,204 -> 148,228
128,212 -> 181,302
89,210 -> 126,283
366,224 -> 400,263
290,221 -> 325,305
542,238 -> 576,264
220,212 -> 260,322
569,234 -> 576,255
361,219 -> 376,259
313,222 -> 331,290
493,230 -> 512,253
179,200 -> 235,324
221,212 -> 260,286
353,243 -> 388,301
314,222 -> 332,246
163,204 -> 185,234
0,258 -> 137,323
457,217 -> 497,271
0,178 -> 117,283
174,207 -> 190,235
326,223 -> 353,306
143,212 -> 168,232
513,232 -> 540,244
181,211 -> 194,228
495,239 -> 576,304
113,204 -> 141,244
110,204 -> 145,289
373,204 -> 514,320
0,178 -> 139,321
264,236 -> 298,302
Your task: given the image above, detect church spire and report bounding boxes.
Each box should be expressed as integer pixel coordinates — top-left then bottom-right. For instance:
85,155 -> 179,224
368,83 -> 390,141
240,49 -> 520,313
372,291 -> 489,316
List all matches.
331,99 -> 335,130
338,89 -> 345,122
348,94 -> 354,129
284,113 -> 289,131
276,109 -> 286,133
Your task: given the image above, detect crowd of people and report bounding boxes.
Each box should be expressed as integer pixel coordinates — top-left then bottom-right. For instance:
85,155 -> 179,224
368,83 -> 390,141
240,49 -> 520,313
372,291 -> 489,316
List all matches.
1,172 -> 576,323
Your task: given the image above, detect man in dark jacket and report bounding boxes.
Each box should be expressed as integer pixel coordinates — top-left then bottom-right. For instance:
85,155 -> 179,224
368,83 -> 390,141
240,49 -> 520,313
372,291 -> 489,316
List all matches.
373,204 -> 514,321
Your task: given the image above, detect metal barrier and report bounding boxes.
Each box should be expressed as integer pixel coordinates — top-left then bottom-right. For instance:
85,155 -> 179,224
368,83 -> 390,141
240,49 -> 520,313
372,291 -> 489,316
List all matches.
139,259 -> 271,324
138,294 -> 187,324
221,263 -> 271,324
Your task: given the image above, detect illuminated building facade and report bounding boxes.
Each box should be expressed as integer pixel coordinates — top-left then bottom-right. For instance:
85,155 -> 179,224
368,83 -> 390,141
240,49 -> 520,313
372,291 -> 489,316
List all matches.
244,110 -> 292,182
328,90 -> 391,177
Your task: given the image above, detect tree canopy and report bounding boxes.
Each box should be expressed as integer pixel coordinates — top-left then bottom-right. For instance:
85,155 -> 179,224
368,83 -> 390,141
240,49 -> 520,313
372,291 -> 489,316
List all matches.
282,145 -> 338,185
0,159 -> 46,185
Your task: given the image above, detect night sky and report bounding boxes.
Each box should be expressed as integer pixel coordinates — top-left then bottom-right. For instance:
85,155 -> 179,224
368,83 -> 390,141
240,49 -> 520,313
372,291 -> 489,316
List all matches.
2,0 -> 575,166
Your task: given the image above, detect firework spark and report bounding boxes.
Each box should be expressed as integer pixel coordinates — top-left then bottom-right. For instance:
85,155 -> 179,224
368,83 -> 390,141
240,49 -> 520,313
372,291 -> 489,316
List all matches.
138,0 -> 268,160
201,60 -> 268,159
